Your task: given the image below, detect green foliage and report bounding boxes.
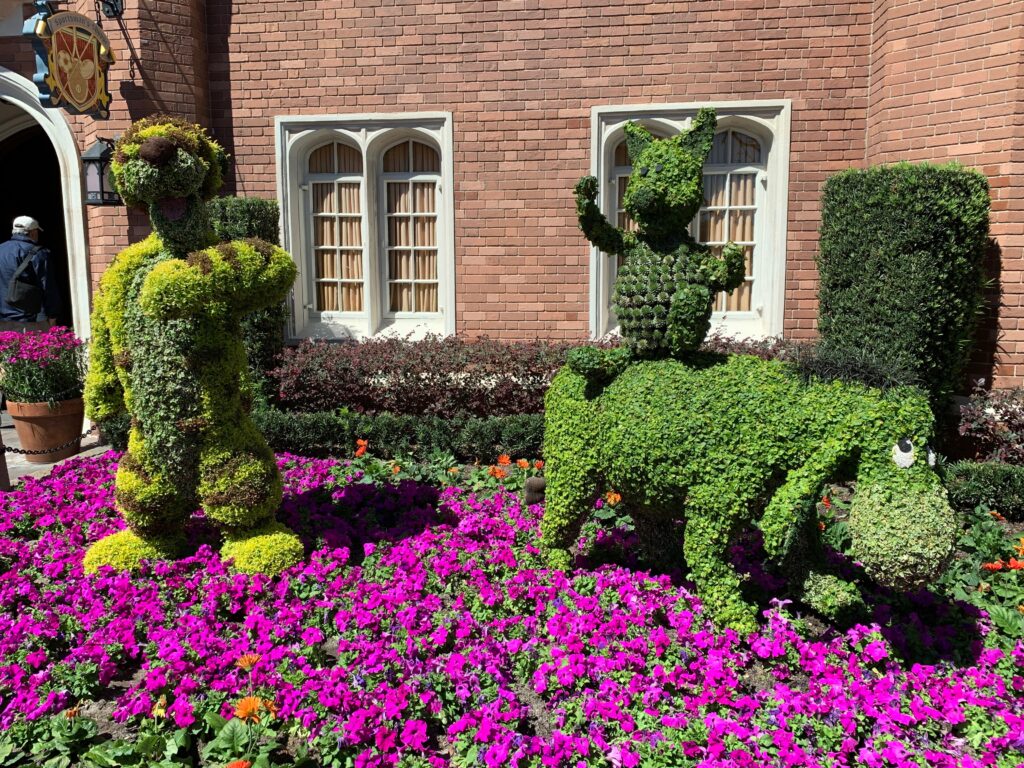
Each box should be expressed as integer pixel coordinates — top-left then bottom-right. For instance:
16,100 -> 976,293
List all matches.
847,481 -> 957,591
82,528 -> 184,575
818,163 -> 990,403
222,521 -> 305,576
252,405 -> 544,462
800,572 -> 865,623
542,353 -> 955,631
945,460 -> 1024,521
571,108 -> 745,375
206,196 -> 289,396
934,504 -> 1024,641
207,196 -> 280,244
85,118 -> 302,576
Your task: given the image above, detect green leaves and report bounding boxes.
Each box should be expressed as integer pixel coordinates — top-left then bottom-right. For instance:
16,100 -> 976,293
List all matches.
818,163 -> 990,404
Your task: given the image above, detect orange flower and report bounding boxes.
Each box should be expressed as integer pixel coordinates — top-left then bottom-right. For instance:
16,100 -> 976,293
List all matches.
234,696 -> 263,723
516,459 -> 530,469
818,521 -> 826,532
392,465 -> 401,474
534,460 -> 544,470
822,496 -> 832,510
1008,557 -> 1024,571
262,698 -> 279,718
448,467 -> 460,474
1018,604 -> 1024,616
64,705 -> 80,719
1014,537 -> 1024,558
226,762 -> 253,768
604,490 -> 622,506
990,509 -> 1007,522
354,439 -> 368,458
488,466 -> 508,480
981,560 -> 1005,573
497,454 -> 512,466
235,653 -> 261,672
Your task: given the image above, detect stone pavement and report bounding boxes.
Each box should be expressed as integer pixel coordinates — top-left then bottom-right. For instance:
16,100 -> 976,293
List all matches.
0,410 -> 108,487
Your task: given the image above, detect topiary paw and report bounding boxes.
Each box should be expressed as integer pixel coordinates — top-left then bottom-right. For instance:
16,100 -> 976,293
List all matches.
566,345 -> 630,384
801,572 -> 866,623
83,529 -> 185,574
222,522 -> 304,575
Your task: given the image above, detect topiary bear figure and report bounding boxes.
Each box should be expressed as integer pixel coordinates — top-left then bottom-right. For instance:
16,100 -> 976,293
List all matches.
542,354 -> 958,634
82,116 -> 302,576
570,108 -> 746,381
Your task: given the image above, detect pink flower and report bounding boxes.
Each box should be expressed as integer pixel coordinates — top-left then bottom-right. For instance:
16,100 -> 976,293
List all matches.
401,719 -> 428,749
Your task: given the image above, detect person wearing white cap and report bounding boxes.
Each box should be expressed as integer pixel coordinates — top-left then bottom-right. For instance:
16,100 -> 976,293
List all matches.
0,216 -> 62,331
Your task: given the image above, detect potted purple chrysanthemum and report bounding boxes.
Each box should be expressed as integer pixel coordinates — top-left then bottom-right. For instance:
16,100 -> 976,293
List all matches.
0,326 -> 86,463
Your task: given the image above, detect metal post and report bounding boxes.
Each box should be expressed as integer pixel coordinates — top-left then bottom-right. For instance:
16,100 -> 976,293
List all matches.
0,428 -> 11,492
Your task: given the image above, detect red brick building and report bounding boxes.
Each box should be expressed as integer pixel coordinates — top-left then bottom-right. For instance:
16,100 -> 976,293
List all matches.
0,0 -> 1021,385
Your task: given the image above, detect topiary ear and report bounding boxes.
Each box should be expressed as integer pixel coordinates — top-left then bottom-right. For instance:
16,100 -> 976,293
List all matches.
624,122 -> 654,163
679,107 -> 717,160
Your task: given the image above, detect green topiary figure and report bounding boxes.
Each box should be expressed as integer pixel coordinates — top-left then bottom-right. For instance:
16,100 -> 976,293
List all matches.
542,354 -> 958,633
570,108 -> 745,381
82,116 -> 301,576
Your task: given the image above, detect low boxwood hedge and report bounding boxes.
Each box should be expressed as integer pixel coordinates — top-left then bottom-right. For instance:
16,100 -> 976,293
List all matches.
251,407 -> 544,462
944,460 -> 1024,521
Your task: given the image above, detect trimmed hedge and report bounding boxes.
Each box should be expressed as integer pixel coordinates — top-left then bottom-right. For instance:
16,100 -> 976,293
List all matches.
272,336 -> 579,417
945,460 -> 1024,521
207,196 -> 280,243
252,407 -> 544,462
818,163 -> 990,403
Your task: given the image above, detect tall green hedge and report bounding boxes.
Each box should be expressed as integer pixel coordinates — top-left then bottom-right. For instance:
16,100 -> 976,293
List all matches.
817,163 -> 990,403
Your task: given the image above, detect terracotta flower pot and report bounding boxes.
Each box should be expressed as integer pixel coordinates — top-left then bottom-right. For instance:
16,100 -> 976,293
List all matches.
6,397 -> 85,464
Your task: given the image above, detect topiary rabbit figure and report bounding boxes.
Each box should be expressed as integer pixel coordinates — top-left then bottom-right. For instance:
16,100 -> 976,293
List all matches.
82,116 -> 302,576
570,108 -> 746,382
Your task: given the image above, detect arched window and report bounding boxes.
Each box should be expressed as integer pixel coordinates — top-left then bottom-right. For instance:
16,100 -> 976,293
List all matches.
696,129 -> 764,313
381,140 -> 441,314
279,114 -> 453,339
307,141 -> 364,312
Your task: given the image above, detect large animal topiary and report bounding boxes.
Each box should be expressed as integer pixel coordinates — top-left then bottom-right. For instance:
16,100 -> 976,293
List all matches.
83,116 -> 301,576
570,108 -> 745,381
542,354 -> 958,633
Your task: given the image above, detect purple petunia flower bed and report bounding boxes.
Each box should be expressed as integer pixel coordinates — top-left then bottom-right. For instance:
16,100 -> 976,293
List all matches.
0,454 -> 1022,767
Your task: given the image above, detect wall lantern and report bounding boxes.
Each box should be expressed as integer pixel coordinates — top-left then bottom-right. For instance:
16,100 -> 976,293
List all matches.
82,138 -> 120,205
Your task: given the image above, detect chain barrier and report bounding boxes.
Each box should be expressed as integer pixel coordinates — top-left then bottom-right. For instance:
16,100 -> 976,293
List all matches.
3,425 -> 97,456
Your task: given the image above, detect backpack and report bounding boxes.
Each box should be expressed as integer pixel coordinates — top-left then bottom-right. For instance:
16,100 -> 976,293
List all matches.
6,246 -> 43,316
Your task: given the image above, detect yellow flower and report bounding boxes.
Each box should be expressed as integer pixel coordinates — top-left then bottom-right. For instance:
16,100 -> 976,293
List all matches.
151,695 -> 167,718
235,653 -> 261,672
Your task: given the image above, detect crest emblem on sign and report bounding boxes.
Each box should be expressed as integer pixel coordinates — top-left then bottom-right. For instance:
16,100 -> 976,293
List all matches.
24,10 -> 115,119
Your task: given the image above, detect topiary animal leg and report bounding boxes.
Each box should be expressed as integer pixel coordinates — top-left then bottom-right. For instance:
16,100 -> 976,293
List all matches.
666,283 -> 713,356
541,454 -> 595,571
683,510 -> 757,634
198,443 -> 283,530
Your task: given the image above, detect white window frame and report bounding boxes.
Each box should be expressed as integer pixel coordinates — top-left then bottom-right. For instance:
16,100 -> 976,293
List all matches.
589,100 -> 791,341
275,113 -> 456,340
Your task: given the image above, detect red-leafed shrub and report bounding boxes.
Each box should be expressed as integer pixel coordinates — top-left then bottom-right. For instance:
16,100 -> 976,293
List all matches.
271,335 -> 584,417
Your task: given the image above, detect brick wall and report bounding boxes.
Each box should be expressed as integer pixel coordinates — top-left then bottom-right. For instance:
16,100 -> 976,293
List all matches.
2,0 -> 1022,385
207,0 -> 873,341
866,0 -> 1024,387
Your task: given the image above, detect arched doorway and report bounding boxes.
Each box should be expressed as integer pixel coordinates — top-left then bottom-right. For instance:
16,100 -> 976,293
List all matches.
0,67 -> 90,338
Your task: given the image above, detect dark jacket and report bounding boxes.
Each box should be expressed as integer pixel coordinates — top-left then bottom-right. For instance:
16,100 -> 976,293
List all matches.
0,233 -> 62,322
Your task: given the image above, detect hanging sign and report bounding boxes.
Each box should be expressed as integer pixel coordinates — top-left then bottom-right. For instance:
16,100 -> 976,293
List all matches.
24,7 -> 115,119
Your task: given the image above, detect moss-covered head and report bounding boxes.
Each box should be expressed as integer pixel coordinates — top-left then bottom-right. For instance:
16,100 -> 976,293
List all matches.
847,387 -> 957,590
111,116 -> 228,256
622,108 -> 716,240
